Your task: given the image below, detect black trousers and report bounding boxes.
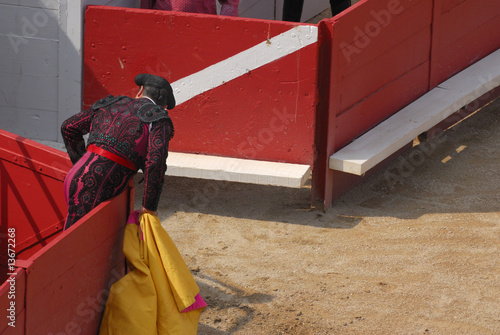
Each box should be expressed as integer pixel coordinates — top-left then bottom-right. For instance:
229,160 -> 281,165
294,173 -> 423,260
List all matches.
330,0 -> 351,16
282,0 -> 304,22
282,0 -> 351,22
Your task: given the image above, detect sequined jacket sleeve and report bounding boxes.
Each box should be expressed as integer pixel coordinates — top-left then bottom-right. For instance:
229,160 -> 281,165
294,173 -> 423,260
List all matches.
143,119 -> 171,211
61,108 -> 94,165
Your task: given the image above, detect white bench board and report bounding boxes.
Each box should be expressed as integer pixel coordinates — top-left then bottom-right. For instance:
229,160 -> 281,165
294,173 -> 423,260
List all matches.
166,152 -> 311,188
329,48 -> 500,176
36,140 -> 311,188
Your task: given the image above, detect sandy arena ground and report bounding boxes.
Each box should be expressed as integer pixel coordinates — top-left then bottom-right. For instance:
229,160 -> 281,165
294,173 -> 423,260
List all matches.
132,93 -> 499,335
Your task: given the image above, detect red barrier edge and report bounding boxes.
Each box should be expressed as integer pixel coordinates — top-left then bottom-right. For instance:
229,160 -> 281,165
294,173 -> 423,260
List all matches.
319,0 -> 433,209
23,188 -> 132,334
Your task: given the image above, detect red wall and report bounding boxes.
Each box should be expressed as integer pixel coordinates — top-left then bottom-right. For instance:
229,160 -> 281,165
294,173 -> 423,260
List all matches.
430,0 -> 500,88
21,190 -> 131,334
314,0 -> 500,208
83,6 -> 319,165
316,0 -> 433,207
0,130 -> 133,334
82,1 -> 500,208
0,130 -> 72,283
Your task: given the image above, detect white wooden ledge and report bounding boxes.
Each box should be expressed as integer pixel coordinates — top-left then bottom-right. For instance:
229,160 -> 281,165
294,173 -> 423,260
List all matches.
329,48 -> 500,176
166,152 -> 311,188
38,140 -> 312,188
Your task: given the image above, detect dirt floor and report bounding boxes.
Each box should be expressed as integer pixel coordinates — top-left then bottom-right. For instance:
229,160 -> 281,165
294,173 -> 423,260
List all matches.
132,92 -> 500,335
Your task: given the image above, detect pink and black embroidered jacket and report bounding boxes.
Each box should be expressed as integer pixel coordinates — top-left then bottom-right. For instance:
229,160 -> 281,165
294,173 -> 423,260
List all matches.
61,95 -> 174,211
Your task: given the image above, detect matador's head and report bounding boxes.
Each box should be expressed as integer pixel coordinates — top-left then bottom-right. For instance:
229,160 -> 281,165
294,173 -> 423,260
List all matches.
134,73 -> 176,110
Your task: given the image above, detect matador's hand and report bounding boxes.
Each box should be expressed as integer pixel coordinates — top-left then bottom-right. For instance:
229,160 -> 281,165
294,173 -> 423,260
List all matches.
140,206 -> 158,217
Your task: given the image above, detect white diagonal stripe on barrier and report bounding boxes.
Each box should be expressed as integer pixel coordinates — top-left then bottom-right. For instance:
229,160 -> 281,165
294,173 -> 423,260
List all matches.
171,25 -> 318,105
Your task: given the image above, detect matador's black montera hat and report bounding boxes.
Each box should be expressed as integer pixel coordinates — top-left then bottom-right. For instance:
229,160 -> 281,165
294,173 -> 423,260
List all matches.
134,73 -> 176,110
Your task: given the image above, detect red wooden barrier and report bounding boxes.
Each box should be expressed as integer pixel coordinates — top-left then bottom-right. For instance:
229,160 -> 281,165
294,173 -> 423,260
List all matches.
0,268 -> 25,334
22,190 -> 131,334
81,1 -> 500,209
316,0 -> 433,208
0,129 -> 133,334
83,6 -> 319,165
430,0 -> 500,88
0,130 -> 72,283
317,0 -> 500,208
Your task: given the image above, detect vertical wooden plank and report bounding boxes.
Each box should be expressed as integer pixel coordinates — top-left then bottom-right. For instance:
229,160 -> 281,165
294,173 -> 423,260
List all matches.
321,0 -> 433,208
57,0 -> 84,143
336,27 -> 431,113
0,310 -> 25,335
312,19 -> 333,205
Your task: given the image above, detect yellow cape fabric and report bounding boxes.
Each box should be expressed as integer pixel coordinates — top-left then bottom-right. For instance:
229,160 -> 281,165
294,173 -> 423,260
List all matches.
99,212 -> 204,335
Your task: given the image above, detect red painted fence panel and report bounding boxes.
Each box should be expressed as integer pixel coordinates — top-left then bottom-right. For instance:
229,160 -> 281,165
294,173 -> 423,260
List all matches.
0,130 -> 72,283
316,0 -> 500,208
24,190 -> 131,335
0,268 -> 25,334
83,6 -> 319,165
317,0 -> 433,208
430,0 -> 500,88
0,129 -> 133,334
331,0 -> 431,115
81,1 -> 499,209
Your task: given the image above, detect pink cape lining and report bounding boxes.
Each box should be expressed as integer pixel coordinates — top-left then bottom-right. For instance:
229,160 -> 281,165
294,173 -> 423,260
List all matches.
127,210 -> 207,313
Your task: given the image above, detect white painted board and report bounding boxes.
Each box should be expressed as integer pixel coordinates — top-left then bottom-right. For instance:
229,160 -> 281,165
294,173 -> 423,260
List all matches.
329,48 -> 500,175
166,152 -> 311,188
